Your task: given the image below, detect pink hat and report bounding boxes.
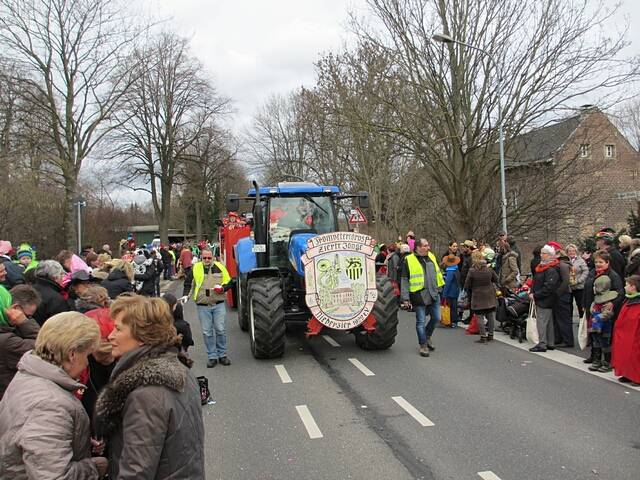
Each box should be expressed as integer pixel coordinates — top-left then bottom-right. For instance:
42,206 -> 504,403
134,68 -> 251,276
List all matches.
0,241 -> 12,255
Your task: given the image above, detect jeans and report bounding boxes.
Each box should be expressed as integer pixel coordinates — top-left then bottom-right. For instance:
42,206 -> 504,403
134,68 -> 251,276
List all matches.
414,299 -> 441,345
477,310 -> 496,336
197,302 -> 227,359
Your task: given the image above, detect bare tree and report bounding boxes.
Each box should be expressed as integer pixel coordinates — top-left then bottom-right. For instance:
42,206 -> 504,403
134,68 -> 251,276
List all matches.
351,0 -> 640,239
111,32 -> 230,244
0,0 -> 146,249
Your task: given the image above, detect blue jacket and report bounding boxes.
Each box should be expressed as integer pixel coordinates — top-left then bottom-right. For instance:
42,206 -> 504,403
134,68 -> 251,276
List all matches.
443,265 -> 461,299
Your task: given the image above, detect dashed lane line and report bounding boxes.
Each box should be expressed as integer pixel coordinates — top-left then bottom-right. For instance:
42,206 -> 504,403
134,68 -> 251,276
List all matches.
321,335 -> 341,347
391,396 -> 435,427
274,364 -> 292,384
295,405 -> 323,439
478,471 -> 502,480
348,358 -> 375,376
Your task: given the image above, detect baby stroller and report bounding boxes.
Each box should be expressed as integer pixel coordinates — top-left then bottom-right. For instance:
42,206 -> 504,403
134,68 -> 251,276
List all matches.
497,289 -> 531,343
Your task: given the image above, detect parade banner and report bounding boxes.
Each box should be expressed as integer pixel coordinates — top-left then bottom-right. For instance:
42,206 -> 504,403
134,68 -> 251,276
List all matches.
302,232 -> 378,330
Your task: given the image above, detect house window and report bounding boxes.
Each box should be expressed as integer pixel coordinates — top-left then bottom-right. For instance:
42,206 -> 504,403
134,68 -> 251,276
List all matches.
580,144 -> 590,157
604,144 -> 615,158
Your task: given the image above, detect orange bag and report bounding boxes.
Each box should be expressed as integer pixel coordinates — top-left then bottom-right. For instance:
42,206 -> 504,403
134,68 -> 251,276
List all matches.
465,314 -> 479,335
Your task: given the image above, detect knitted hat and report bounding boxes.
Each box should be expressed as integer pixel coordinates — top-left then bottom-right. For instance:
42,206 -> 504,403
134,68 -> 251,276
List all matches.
594,275 -> 618,303
0,241 -> 12,256
0,285 -> 12,326
17,250 -> 33,259
482,247 -> 496,262
541,244 -> 556,256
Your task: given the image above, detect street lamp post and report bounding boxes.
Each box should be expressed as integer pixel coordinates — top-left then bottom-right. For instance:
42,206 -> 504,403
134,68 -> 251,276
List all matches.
75,196 -> 86,254
432,33 -> 508,235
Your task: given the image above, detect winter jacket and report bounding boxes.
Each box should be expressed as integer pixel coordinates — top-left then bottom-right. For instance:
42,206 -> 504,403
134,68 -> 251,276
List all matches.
498,251 -> 519,291
582,268 -> 625,319
94,345 -> 204,480
172,303 -> 194,350
0,352 -> 99,479
460,253 -> 472,286
569,256 -> 589,290
556,258 -> 571,296
134,261 -> 157,296
102,268 -> 133,299
606,245 -> 626,281
464,263 -> 499,312
0,255 -> 24,289
32,277 -> 72,326
386,252 -> 401,282
0,319 -> 39,399
532,261 -> 561,309
443,265 -> 461,300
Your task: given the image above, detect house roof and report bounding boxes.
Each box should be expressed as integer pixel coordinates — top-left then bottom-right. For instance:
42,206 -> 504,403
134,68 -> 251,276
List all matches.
505,114 -> 582,168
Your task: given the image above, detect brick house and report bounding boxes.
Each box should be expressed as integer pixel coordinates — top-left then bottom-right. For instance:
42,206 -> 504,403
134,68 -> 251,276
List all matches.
504,106 -> 640,268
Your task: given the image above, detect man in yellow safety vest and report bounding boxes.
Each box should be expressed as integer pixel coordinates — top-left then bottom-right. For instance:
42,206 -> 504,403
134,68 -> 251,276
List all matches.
400,237 -> 444,357
181,248 -> 234,368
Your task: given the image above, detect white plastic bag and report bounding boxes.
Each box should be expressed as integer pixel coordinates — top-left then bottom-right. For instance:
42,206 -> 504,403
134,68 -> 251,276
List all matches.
526,299 -> 539,345
578,315 -> 588,350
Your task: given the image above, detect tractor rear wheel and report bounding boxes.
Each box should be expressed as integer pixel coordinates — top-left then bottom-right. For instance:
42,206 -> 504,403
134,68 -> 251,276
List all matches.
237,275 -> 249,331
355,275 -> 399,350
249,277 -> 285,359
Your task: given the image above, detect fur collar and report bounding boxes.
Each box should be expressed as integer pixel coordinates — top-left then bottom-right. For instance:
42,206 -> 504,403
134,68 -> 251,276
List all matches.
94,346 -> 186,436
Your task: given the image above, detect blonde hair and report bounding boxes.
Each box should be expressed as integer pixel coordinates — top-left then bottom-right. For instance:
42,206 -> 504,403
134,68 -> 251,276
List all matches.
110,295 -> 177,347
35,312 -> 100,367
97,253 -> 112,264
106,259 -> 134,282
79,285 -> 110,308
471,250 -> 485,267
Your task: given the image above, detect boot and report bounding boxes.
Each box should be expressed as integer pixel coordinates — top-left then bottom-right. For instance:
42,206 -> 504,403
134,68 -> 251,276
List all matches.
419,344 -> 430,357
487,333 -> 494,342
588,348 -> 602,371
598,352 -> 612,372
426,338 -> 435,351
582,347 -> 595,364
476,335 -> 488,344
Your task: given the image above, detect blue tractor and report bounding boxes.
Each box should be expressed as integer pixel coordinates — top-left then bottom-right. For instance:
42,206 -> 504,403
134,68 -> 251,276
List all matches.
225,181 -> 399,359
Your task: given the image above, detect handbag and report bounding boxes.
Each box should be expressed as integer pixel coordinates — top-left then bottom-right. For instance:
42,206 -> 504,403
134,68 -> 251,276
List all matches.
465,314 -> 479,335
525,299 -> 539,345
578,315 -> 588,350
197,376 -> 211,405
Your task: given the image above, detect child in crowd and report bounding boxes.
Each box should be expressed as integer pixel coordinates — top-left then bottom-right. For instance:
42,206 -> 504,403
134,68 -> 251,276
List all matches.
442,254 -> 461,328
611,275 -> 640,386
588,275 -> 618,372
162,293 -> 194,354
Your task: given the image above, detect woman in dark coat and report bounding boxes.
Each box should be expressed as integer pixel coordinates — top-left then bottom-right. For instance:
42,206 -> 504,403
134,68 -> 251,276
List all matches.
94,296 -> 204,480
32,260 -> 72,326
464,250 -> 499,343
101,260 -> 134,299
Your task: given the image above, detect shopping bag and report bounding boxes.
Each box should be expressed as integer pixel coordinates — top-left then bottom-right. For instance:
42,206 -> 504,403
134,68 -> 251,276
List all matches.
578,315 -> 588,350
465,314 -> 479,335
525,300 -> 539,345
440,304 -> 451,327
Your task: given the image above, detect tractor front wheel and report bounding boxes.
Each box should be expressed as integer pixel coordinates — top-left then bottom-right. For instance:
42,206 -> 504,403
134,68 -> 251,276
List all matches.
249,277 -> 285,359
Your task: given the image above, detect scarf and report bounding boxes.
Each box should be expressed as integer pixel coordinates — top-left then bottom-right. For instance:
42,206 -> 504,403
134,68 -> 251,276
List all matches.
535,258 -> 559,273
625,291 -> 640,299
595,267 -> 608,278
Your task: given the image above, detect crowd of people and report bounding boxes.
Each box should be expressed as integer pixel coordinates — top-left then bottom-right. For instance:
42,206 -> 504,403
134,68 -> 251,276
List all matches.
378,229 -> 640,386
0,238 -> 215,479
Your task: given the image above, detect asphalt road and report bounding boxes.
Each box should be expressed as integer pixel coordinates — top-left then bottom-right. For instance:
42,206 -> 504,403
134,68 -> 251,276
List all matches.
168,283 -> 640,480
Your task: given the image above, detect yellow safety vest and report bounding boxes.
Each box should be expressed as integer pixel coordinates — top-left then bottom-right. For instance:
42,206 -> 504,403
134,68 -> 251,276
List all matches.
406,252 -> 445,292
192,261 -> 231,300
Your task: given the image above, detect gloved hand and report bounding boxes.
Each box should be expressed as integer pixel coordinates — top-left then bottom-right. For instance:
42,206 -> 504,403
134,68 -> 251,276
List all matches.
213,285 -> 224,294
178,296 -> 189,304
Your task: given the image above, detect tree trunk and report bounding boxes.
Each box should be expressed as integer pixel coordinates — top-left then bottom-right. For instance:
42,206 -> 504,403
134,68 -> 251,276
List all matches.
63,173 -> 78,251
195,199 -> 202,242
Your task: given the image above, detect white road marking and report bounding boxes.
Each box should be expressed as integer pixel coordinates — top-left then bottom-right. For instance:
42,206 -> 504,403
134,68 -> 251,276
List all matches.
459,324 -> 640,392
274,364 -> 292,384
478,472 -> 502,480
295,405 -> 323,439
391,396 -> 435,427
321,335 -> 341,347
348,358 -> 375,376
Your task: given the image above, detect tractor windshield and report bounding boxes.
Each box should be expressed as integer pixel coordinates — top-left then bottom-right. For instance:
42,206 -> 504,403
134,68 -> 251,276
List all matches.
267,195 -> 336,267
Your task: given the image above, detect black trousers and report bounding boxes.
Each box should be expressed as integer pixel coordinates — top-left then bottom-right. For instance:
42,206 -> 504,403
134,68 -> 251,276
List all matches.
553,292 -> 574,346
570,289 -> 584,318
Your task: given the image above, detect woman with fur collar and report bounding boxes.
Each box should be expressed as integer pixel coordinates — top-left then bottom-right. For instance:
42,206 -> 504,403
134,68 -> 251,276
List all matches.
94,295 -> 204,479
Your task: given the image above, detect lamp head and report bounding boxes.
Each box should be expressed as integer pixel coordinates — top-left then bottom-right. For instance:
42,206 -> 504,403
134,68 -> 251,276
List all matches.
432,33 -> 454,43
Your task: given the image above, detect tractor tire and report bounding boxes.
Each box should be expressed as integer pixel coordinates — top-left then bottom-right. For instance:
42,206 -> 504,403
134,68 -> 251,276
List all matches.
248,277 -> 285,359
237,275 -> 249,331
355,275 -> 399,350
